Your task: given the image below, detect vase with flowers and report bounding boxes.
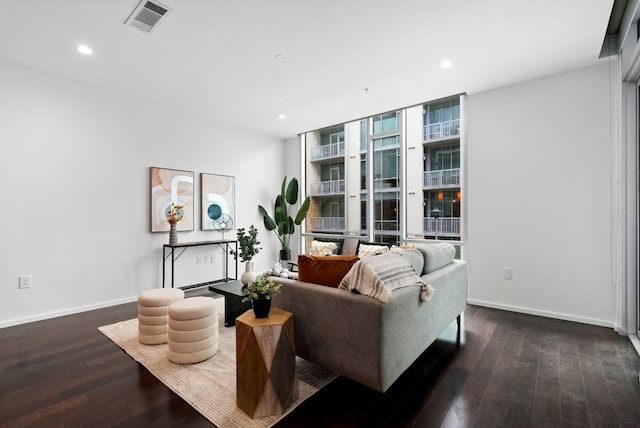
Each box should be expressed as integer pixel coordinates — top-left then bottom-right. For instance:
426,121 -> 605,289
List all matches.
166,203 -> 184,245
230,225 -> 262,285
241,276 -> 281,318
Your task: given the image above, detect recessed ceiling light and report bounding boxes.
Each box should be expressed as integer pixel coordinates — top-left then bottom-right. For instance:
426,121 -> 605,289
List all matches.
77,45 -> 93,55
278,114 -> 286,120
441,60 -> 452,69
274,53 -> 287,61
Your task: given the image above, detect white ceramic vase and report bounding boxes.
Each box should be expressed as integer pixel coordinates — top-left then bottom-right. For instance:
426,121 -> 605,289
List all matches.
240,261 -> 258,285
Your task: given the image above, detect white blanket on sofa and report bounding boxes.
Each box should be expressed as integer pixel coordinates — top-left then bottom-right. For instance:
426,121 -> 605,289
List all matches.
338,251 -> 434,303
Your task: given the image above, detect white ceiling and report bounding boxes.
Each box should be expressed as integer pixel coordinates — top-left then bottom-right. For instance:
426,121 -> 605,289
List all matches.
0,0 -> 614,139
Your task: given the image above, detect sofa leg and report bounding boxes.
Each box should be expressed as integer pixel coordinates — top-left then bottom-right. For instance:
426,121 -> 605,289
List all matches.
456,314 -> 462,343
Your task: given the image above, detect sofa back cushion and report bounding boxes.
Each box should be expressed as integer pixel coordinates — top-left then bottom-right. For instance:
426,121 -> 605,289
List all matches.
415,243 -> 456,274
298,254 -> 359,287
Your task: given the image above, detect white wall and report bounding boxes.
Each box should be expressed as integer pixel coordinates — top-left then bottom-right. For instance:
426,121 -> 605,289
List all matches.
0,62 -> 285,327
466,63 -> 616,327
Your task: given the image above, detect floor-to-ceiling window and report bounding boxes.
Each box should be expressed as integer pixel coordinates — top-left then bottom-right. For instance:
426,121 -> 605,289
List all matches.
302,96 -> 464,252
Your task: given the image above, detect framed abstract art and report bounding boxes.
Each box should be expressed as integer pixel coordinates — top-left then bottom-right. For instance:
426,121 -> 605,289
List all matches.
201,173 -> 235,231
150,167 -> 194,232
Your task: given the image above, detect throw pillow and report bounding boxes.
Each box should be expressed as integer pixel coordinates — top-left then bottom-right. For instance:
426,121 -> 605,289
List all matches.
357,243 -> 390,257
308,240 -> 338,256
414,243 -> 456,274
338,252 -> 434,302
298,254 -> 359,287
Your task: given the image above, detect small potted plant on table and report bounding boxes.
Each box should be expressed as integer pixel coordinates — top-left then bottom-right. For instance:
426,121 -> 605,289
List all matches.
242,276 -> 281,318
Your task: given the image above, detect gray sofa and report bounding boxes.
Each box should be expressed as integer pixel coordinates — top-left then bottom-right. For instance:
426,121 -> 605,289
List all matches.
272,248 -> 468,393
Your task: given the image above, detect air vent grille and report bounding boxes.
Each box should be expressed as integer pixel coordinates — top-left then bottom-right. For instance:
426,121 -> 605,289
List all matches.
125,0 -> 171,33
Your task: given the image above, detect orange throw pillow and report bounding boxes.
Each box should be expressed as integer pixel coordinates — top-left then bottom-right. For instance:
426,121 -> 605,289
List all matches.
297,254 -> 359,288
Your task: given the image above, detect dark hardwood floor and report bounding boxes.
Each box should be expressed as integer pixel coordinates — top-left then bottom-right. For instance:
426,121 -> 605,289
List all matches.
1,289 -> 639,427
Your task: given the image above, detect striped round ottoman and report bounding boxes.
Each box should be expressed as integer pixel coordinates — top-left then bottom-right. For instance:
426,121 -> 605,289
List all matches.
138,288 -> 185,345
167,296 -> 218,364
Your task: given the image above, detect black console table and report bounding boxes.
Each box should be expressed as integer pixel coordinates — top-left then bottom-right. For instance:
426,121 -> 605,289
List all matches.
162,240 -> 238,290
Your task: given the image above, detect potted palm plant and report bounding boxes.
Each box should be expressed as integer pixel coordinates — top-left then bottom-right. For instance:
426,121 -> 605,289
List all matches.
230,225 -> 262,285
241,276 -> 281,318
258,176 -> 310,263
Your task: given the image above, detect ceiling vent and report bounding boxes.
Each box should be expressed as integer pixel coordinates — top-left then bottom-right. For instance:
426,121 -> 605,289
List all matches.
125,0 -> 171,33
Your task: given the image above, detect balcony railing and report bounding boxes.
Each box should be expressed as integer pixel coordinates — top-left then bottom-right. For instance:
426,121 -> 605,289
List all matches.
311,217 -> 345,231
311,142 -> 345,160
310,179 -> 345,195
423,119 -> 460,141
423,168 -> 460,189
423,217 -> 461,236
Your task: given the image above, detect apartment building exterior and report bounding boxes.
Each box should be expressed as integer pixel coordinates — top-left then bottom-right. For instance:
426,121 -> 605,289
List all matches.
302,95 -> 464,254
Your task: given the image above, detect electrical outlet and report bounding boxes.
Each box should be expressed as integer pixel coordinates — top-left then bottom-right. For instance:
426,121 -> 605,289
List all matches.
503,267 -> 512,280
19,275 -> 31,289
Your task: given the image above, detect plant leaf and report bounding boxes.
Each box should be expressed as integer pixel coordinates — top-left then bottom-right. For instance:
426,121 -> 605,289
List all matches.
285,177 -> 299,205
275,204 -> 287,224
258,205 -> 277,230
294,196 -> 311,225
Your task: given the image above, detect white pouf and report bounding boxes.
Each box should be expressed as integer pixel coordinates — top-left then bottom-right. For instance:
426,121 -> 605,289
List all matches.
167,296 -> 218,364
138,288 -> 185,345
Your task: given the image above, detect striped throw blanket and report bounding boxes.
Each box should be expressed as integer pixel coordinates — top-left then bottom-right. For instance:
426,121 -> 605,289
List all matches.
338,251 -> 434,303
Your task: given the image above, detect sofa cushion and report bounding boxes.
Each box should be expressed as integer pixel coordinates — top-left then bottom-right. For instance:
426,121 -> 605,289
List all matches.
298,254 -> 359,287
356,242 -> 391,257
415,243 -> 456,274
308,240 -> 338,256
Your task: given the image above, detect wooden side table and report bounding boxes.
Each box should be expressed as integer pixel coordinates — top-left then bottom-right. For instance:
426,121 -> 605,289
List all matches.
236,307 -> 295,418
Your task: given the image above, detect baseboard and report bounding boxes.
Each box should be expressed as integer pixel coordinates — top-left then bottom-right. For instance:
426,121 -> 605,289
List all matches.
0,296 -> 139,329
630,335 -> 640,357
467,299 -> 615,329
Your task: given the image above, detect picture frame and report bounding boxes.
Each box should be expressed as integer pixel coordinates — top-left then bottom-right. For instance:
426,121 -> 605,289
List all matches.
201,173 -> 235,231
150,167 -> 194,232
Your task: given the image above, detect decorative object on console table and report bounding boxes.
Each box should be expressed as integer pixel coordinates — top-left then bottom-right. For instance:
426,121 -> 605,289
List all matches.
150,167 -> 194,233
230,225 -> 262,285
166,203 -> 183,245
242,276 -> 281,318
258,176 -> 310,265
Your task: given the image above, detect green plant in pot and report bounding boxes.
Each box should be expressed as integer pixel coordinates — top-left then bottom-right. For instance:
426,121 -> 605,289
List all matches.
258,176 -> 310,263
241,276 -> 281,318
230,225 -> 262,285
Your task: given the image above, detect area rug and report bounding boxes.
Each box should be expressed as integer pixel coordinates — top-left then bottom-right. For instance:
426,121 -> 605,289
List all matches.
98,299 -> 335,428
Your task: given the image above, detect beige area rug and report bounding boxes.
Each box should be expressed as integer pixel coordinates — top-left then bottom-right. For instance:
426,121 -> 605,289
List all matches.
99,299 -> 335,428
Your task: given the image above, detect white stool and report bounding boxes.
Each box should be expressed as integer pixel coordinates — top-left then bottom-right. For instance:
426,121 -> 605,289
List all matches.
138,288 -> 184,345
168,296 -> 218,364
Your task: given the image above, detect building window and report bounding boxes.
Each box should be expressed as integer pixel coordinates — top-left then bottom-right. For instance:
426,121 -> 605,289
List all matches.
360,119 -> 367,151
373,148 -> 399,190
303,95 -> 463,251
424,99 -> 460,141
373,111 -> 400,135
